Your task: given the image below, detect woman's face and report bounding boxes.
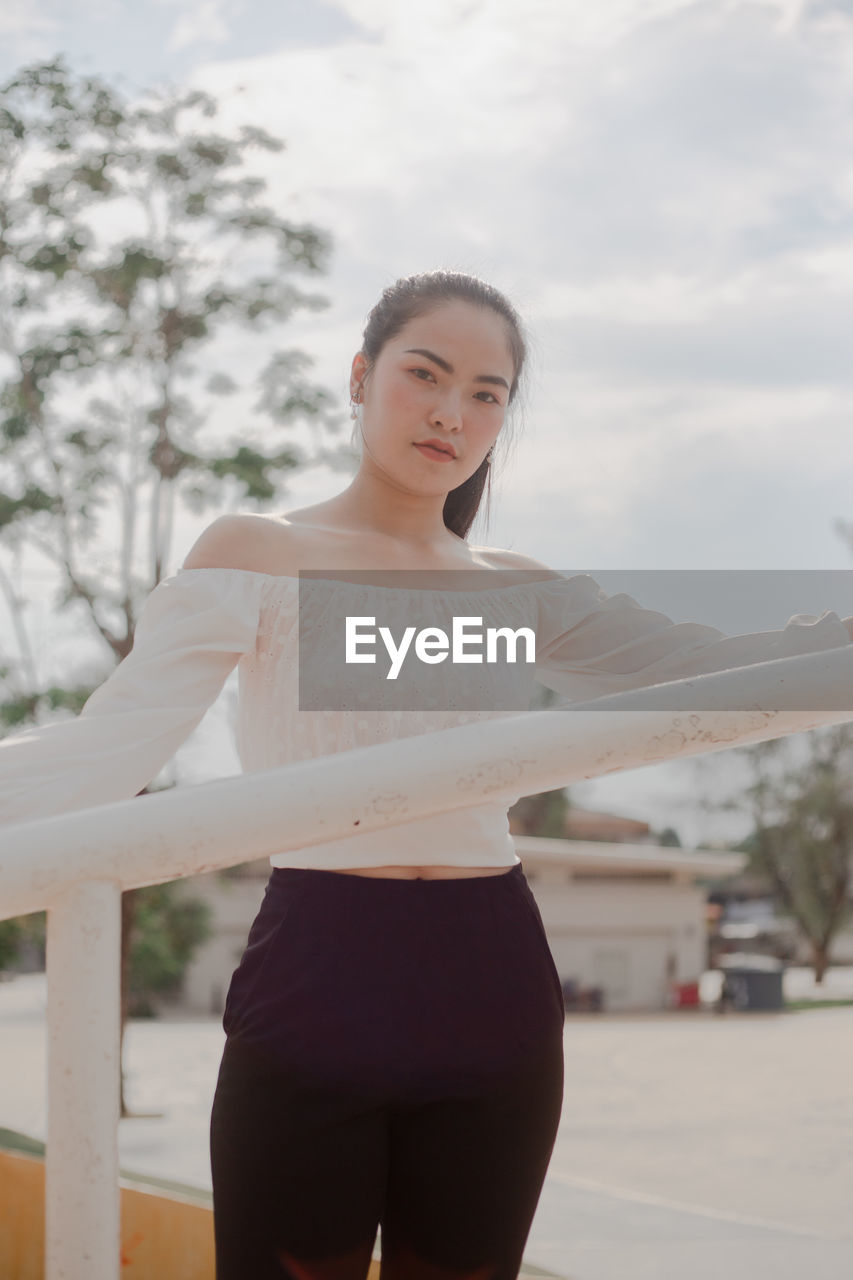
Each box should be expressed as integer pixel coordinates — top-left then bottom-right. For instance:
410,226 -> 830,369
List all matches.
350,299 -> 515,492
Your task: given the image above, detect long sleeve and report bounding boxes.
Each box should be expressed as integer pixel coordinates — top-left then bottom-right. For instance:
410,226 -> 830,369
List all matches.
0,567 -> 266,829
533,573 -> 853,704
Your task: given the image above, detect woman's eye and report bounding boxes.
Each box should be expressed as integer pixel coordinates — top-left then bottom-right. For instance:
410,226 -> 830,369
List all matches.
409,368 -> 501,405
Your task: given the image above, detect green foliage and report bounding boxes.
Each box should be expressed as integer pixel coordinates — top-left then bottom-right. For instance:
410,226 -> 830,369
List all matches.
0,59 -> 344,1080
0,678 -> 103,732
728,725 -> 853,977
0,911 -> 45,972
0,57 -> 339,481
658,826 -> 682,847
0,885 -> 209,1019
0,919 -> 23,971
0,54 -> 347,730
126,883 -> 212,1017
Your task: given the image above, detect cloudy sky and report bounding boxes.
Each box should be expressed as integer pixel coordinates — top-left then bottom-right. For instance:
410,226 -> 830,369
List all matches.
2,0 -> 852,844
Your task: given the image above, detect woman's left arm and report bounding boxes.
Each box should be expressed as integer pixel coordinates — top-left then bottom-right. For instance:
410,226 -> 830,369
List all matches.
530,571 -> 853,704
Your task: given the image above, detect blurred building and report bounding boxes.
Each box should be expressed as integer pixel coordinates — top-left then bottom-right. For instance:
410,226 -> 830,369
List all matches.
513,834 -> 743,1011
556,805 -> 658,845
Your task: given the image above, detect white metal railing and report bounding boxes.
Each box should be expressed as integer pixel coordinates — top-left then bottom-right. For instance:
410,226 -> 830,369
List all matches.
2,645 -> 853,1280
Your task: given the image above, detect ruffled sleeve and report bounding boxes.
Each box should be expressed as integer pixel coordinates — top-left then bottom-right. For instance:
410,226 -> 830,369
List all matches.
533,573 -> 853,703
0,567 -> 266,828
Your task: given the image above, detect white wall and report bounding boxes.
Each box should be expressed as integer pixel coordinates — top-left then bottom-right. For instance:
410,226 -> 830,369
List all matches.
526,865 -> 708,1011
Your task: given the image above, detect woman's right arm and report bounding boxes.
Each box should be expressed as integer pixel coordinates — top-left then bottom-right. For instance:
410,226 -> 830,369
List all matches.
0,530 -> 266,830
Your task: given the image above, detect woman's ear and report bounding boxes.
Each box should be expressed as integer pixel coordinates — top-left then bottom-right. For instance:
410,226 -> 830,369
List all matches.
350,351 -> 369,400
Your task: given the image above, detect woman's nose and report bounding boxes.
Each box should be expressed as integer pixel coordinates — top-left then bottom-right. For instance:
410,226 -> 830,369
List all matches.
431,390 -> 463,429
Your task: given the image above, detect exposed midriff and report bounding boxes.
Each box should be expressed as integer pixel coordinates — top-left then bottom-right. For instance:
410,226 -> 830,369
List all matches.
324,865 -> 515,880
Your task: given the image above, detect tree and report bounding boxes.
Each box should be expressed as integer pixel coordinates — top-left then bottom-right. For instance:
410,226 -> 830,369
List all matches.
657,826 -> 682,847
0,59 -> 342,716
124,882 -> 212,1018
0,910 -> 44,974
509,785 -> 571,838
0,917 -> 23,971
721,727 -> 853,982
0,57 -> 345,1111
0,885 -> 209,1115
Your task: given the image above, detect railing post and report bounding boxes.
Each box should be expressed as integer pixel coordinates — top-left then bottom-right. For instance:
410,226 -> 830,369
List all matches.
46,880 -> 121,1280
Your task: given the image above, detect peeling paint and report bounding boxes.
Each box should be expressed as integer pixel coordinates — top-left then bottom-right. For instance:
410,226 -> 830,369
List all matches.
456,758 -> 526,792
366,793 -> 410,817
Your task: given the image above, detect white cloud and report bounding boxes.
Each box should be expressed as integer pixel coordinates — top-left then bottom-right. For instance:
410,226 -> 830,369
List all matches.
0,0 -> 57,43
5,0 -> 853,598
164,0 -> 233,52
174,0 -> 853,573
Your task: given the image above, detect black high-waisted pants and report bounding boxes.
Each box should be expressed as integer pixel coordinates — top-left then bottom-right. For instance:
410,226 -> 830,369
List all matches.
209,860 -> 565,1280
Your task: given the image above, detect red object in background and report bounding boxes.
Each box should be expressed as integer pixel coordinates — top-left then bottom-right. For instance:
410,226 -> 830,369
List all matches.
672,981 -> 700,1008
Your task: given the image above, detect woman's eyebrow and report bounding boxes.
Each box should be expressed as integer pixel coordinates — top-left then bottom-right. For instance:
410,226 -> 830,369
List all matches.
403,348 -> 509,390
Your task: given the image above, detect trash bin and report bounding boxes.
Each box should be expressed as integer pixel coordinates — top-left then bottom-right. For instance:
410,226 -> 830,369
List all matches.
672,980 -> 700,1008
717,952 -> 785,1011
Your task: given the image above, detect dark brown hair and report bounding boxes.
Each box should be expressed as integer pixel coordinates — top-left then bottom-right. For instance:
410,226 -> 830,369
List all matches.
355,270 -> 528,540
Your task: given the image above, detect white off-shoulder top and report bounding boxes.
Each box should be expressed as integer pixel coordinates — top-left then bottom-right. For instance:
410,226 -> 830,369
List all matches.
1,566 -> 850,869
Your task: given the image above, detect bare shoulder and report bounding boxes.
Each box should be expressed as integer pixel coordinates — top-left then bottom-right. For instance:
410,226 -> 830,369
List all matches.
475,545 -> 558,575
181,512 -> 293,573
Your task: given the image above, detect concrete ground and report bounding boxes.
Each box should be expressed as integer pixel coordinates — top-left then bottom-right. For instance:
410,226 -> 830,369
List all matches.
1,970 -> 852,1280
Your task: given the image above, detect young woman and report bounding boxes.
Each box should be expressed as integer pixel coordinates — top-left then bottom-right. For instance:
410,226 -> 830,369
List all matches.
195,274 -> 573,1279
3,270 -> 852,1279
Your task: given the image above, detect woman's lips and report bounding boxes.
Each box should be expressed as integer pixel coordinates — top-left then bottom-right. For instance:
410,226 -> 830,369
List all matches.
414,443 -> 455,462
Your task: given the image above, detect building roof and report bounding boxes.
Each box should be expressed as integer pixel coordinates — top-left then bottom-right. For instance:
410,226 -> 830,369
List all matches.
509,804 -> 652,841
514,834 -> 746,878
